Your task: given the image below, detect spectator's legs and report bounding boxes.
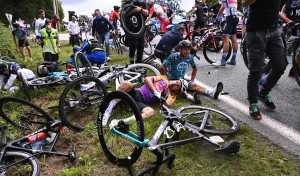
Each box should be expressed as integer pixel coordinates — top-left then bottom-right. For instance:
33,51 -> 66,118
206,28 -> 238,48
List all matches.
104,32 -> 110,57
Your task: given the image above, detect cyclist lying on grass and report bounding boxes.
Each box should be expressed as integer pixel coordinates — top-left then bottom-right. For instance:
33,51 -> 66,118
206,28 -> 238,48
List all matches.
0,62 -> 24,93
160,40 -> 224,103
102,75 -> 190,125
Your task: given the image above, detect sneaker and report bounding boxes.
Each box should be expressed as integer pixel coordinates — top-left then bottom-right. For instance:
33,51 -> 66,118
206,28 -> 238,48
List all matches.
106,57 -> 111,61
227,60 -> 236,65
129,58 -> 134,64
213,82 -> 223,99
193,92 -> 201,104
258,92 -> 276,110
249,103 -> 262,120
212,61 -> 226,67
29,57 -> 33,62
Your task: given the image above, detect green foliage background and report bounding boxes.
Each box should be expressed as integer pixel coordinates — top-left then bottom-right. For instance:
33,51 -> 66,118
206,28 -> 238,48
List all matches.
0,0 -> 64,26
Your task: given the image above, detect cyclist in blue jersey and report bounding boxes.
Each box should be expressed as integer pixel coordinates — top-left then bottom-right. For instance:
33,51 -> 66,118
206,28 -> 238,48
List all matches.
213,0 -> 239,66
161,40 -> 224,103
12,23 -> 32,60
75,37 -> 106,66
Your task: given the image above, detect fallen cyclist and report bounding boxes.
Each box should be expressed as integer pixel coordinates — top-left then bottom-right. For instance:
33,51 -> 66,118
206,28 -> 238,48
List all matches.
160,40 -> 224,103
102,75 -> 196,125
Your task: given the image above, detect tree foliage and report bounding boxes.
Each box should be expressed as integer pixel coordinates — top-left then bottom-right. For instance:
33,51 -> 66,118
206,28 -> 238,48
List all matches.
0,0 -> 64,27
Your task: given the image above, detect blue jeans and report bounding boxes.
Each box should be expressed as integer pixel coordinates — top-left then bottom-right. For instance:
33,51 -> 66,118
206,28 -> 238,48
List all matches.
98,32 -> 110,58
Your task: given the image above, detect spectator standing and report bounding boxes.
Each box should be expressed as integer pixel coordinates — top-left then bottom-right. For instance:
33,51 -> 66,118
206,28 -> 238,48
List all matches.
17,18 -> 25,28
209,0 -> 222,24
68,16 -> 80,47
32,18 -> 37,31
37,19 -> 61,62
12,23 -> 32,60
213,0 -> 239,66
51,14 -> 60,29
123,0 -> 149,64
35,9 -> 47,36
164,3 -> 175,24
92,9 -> 115,62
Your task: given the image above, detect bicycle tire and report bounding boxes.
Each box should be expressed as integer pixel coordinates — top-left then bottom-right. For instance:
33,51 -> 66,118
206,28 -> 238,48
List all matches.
59,76 -> 108,132
27,76 -> 64,86
0,97 -> 53,131
97,91 -> 144,167
176,105 -> 240,135
74,52 -> 94,77
0,56 -> 14,62
143,38 -> 153,55
293,49 -> 300,87
124,63 -> 160,85
1,151 -> 40,176
203,36 -> 232,64
121,3 -> 145,38
148,24 -> 159,40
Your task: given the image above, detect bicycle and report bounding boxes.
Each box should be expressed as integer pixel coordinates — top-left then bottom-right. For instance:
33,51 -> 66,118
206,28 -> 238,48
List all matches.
143,24 -> 159,55
0,97 -> 76,175
110,32 -> 123,55
0,43 -> 17,61
97,90 -> 240,175
291,25 -> 300,87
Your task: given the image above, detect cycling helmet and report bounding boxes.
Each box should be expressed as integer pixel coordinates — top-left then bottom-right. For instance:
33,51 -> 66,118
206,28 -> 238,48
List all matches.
0,64 -> 8,74
73,46 -> 81,53
45,18 -> 51,24
114,5 -> 120,10
38,65 -> 48,76
13,23 -> 20,29
147,0 -> 154,4
53,14 -> 60,20
178,40 -> 192,48
11,63 -> 21,70
180,79 -> 188,92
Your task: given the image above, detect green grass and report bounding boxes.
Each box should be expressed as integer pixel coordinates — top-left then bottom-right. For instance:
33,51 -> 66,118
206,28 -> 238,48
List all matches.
0,22 -> 299,175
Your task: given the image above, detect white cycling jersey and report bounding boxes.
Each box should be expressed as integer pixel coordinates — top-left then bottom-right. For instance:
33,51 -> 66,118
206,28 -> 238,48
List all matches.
222,0 -> 238,17
17,69 -> 36,81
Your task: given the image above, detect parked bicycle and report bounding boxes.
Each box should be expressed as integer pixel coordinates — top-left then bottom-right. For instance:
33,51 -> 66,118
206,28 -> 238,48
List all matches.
97,90 -> 240,175
0,97 -> 76,175
0,43 -> 17,62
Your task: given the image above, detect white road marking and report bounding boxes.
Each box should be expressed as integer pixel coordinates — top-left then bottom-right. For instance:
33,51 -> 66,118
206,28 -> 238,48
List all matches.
187,76 -> 300,145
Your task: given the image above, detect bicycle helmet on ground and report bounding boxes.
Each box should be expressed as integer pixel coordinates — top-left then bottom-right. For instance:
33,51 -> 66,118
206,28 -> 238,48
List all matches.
11,63 -> 21,70
178,40 -> 192,48
13,23 -> 20,29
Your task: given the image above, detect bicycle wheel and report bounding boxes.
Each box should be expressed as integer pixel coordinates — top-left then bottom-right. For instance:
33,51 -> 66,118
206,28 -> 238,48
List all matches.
97,91 -> 144,167
1,151 -> 40,176
74,52 -> 94,77
0,56 -> 14,62
293,49 -> 300,87
176,105 -> 240,135
123,63 -> 160,85
7,50 -> 16,60
27,76 -> 64,86
59,76 -> 107,132
203,36 -> 232,64
143,38 -> 153,55
120,3 -> 145,38
0,97 -> 53,131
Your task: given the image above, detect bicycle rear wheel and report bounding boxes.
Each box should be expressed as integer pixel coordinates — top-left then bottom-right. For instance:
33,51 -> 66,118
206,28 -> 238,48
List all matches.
59,76 -> 107,132
143,38 -> 153,55
293,49 -> 300,87
203,36 -> 232,64
97,91 -> 144,167
0,97 -> 53,132
74,52 -> 94,77
1,151 -> 40,176
176,105 -> 240,135
27,76 -> 63,86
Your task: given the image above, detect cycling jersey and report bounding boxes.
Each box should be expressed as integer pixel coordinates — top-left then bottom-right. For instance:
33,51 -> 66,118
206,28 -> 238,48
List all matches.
163,53 -> 196,80
109,11 -> 119,24
76,41 -> 105,65
12,29 -> 27,40
222,0 -> 238,17
17,69 -> 36,81
150,4 -> 167,19
138,76 -> 176,106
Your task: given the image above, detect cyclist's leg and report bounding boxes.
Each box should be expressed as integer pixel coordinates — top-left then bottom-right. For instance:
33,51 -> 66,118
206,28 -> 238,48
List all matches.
228,17 -> 239,64
26,41 -> 32,58
18,40 -> 26,59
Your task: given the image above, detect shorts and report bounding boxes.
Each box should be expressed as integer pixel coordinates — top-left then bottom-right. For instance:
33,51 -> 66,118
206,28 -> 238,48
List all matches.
44,52 -> 59,62
170,79 -> 195,91
18,40 -> 30,47
158,16 -> 170,32
223,16 -> 239,36
128,88 -> 148,112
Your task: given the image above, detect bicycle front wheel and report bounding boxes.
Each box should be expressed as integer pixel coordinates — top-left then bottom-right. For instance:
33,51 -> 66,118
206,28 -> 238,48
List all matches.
203,36 -> 232,64
143,39 -> 153,55
176,105 -> 240,135
59,76 -> 107,132
1,151 -> 40,176
0,97 -> 53,132
97,91 -> 144,167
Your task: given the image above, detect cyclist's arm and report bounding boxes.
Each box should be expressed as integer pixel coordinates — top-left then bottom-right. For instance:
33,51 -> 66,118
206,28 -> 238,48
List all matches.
188,7 -> 197,17
160,65 -> 169,80
281,4 -> 286,13
144,76 -> 157,93
145,13 -> 153,24
3,74 -> 17,90
216,3 -> 226,19
165,93 -> 176,107
242,0 -> 256,7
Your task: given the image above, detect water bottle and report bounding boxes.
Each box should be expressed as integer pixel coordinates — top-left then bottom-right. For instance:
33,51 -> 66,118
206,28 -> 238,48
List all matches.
80,81 -> 96,91
27,132 -> 46,144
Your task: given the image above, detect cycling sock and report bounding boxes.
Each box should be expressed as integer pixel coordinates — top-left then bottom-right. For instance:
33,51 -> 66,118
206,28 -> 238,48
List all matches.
231,50 -> 237,61
204,88 -> 214,96
221,51 -> 228,63
186,94 -> 196,102
105,100 -> 117,115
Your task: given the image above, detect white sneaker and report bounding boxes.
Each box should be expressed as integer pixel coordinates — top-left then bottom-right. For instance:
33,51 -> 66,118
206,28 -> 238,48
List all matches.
106,57 -> 111,61
212,61 -> 226,67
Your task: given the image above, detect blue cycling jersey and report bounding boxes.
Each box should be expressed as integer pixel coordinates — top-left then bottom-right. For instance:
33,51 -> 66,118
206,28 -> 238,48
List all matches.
163,52 -> 196,80
12,29 -> 27,40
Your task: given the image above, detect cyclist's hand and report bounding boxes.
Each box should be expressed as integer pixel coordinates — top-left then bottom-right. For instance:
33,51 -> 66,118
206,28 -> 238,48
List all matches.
154,91 -> 161,99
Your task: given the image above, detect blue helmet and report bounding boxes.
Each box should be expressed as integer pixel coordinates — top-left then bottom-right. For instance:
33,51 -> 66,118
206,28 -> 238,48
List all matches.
73,46 -> 81,53
11,63 -> 21,69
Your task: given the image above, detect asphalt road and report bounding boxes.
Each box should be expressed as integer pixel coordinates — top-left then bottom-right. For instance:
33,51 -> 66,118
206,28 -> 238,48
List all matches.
144,35 -> 300,160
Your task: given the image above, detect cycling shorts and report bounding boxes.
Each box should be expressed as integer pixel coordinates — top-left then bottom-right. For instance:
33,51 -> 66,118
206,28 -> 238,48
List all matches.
18,39 -> 30,47
158,16 -> 170,32
223,15 -> 239,36
128,87 -> 148,111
